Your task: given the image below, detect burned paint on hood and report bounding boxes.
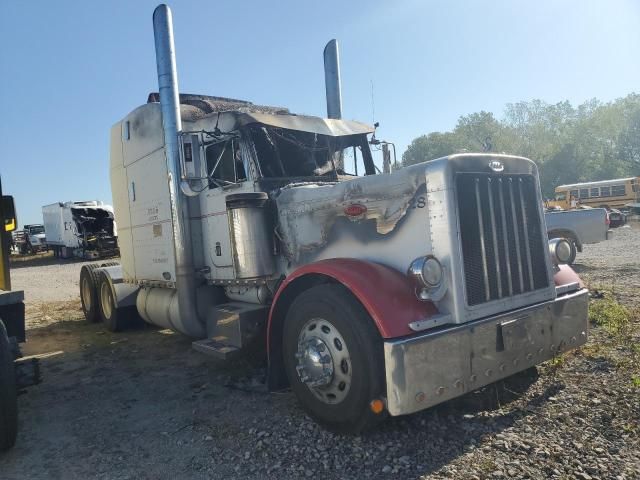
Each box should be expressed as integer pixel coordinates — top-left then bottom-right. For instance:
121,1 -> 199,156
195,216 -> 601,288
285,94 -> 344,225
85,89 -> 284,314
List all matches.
273,164 -> 427,262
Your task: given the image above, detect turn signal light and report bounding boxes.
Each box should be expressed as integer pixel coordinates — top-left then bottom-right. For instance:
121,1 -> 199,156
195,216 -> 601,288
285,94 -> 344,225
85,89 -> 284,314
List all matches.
344,204 -> 367,217
370,399 -> 385,414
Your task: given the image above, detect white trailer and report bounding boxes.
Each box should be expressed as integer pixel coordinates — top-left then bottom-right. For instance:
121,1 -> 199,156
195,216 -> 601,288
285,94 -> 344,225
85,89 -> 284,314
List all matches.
78,5 -> 590,433
42,201 -> 118,259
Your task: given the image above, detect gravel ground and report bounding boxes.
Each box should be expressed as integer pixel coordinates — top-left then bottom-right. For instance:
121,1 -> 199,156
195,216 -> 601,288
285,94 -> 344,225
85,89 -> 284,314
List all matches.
9,253 -> 96,303
0,228 -> 638,480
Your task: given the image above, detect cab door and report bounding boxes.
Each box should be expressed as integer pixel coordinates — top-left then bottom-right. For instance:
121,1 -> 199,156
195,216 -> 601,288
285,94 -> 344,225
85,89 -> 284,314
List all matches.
199,136 -> 254,280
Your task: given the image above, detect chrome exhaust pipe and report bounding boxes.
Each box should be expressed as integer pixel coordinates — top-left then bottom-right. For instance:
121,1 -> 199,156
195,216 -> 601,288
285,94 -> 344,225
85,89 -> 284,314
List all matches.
323,39 -> 343,120
152,4 -> 204,337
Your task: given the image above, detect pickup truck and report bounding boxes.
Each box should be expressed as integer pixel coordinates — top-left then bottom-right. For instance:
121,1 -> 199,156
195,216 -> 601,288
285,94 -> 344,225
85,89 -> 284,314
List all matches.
545,207 -> 611,264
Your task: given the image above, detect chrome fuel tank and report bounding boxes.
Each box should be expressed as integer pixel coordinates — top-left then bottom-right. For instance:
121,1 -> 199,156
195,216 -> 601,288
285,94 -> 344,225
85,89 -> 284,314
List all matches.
227,192 -> 275,279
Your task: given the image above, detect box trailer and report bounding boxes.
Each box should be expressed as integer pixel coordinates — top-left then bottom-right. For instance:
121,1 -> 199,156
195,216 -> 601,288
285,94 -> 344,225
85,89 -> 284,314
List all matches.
42,201 -> 118,259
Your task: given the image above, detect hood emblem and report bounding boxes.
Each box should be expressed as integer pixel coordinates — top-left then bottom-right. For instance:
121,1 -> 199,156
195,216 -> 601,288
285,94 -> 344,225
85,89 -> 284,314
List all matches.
488,160 -> 504,172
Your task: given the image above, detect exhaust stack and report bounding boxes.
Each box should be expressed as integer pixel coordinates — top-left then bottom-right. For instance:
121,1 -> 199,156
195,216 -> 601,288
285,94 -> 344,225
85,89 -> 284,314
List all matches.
152,4 -> 204,337
323,39 -> 343,120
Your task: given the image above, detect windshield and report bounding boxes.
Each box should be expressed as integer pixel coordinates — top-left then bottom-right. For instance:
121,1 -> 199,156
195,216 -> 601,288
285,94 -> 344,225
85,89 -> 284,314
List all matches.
29,226 -> 45,235
247,126 -> 375,178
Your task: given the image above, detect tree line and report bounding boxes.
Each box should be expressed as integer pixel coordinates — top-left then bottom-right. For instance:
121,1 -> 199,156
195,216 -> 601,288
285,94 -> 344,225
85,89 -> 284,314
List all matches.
401,94 -> 640,197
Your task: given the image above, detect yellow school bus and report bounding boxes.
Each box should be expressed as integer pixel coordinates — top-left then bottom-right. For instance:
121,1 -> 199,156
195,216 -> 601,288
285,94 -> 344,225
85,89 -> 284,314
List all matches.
546,176 -> 640,210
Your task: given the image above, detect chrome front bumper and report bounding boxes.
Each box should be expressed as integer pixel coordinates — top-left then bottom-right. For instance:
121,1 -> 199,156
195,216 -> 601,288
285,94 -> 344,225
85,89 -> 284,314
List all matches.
384,288 -> 589,416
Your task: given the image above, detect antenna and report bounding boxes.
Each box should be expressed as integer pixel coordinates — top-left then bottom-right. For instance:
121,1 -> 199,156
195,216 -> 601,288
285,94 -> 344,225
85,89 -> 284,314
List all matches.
370,79 -> 376,124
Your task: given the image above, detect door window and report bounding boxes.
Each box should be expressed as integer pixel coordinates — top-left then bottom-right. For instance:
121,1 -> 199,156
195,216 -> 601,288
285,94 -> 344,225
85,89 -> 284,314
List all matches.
205,139 -> 246,189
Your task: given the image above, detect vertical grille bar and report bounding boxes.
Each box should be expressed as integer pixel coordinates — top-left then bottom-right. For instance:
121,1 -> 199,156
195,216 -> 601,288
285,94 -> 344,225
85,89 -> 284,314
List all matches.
498,178 -> 513,296
508,178 -> 524,292
486,178 -> 502,298
475,178 -> 490,302
518,178 -> 535,291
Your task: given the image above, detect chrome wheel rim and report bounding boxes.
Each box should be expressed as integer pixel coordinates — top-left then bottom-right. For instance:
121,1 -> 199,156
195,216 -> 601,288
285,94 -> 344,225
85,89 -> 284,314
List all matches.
100,282 -> 113,319
295,318 -> 352,404
81,277 -> 92,311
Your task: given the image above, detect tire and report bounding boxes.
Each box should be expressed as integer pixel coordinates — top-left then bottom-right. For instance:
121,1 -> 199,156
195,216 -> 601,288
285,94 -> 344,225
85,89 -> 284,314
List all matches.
79,264 -> 102,323
0,320 -> 18,451
283,284 -> 386,433
566,240 -> 577,265
97,272 -> 130,332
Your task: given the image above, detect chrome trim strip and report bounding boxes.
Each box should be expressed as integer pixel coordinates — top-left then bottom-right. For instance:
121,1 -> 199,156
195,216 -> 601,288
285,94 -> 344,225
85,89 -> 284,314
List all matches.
508,178 -> 524,292
518,178 -> 534,290
487,178 -> 502,298
555,281 -> 580,295
408,313 -> 453,332
475,178 -> 490,302
498,179 -> 513,296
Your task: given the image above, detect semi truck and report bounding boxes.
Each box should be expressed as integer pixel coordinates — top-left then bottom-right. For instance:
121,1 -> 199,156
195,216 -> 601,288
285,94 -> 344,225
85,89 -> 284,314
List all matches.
0,180 -> 41,451
42,201 -> 118,259
78,4 -> 589,432
12,224 -> 46,255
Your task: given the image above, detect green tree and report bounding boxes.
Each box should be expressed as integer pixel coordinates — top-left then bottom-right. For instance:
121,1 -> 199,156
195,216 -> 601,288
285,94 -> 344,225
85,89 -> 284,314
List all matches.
401,131 -> 460,166
401,93 -> 640,195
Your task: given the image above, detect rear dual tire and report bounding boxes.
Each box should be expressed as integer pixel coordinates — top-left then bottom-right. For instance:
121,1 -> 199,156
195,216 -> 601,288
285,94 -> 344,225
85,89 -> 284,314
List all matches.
79,265 -> 101,323
97,273 -> 135,332
80,263 -> 133,332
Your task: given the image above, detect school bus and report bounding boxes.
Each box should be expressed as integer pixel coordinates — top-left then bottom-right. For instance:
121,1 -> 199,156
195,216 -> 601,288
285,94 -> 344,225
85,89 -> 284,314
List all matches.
546,176 -> 640,210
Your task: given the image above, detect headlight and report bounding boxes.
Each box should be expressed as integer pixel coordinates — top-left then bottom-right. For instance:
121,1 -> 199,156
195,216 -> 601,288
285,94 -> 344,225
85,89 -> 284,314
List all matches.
548,238 -> 573,265
408,255 -> 447,301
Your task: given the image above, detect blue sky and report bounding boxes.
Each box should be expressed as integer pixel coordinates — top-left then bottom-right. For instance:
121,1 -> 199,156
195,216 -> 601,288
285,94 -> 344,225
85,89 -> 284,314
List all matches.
1,0 -> 639,225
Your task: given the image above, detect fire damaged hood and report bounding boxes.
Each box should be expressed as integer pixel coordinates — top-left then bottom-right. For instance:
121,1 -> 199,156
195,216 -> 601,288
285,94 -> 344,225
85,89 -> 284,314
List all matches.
273,162 -> 429,262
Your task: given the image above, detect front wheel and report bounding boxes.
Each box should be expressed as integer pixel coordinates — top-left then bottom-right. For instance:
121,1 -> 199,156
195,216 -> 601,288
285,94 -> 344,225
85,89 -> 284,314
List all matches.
283,284 -> 387,433
0,320 -> 18,451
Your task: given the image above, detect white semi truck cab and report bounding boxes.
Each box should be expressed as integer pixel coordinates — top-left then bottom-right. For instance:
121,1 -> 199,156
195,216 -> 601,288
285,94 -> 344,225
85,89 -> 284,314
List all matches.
80,4 -> 589,432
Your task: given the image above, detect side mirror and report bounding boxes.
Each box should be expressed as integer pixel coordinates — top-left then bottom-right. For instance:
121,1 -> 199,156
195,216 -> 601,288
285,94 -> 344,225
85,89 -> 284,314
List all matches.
2,195 -> 17,232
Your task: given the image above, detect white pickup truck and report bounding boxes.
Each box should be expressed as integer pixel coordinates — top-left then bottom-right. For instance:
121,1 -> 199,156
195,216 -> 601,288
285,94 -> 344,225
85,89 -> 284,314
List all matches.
545,207 -> 611,264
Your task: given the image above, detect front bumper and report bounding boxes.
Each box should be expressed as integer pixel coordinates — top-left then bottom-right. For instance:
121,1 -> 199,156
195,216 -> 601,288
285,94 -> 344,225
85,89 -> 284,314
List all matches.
384,288 -> 589,416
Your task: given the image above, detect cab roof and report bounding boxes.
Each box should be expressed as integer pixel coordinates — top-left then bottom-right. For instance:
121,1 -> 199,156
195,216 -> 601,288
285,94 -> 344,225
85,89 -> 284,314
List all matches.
147,92 -> 374,137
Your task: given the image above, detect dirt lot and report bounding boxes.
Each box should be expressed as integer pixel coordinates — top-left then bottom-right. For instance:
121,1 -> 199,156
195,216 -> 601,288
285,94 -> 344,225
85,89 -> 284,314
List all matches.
1,230 -> 639,480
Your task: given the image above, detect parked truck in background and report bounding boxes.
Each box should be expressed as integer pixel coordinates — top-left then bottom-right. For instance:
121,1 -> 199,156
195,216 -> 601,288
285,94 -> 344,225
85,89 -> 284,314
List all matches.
42,201 -> 118,259
12,224 -> 46,255
545,207 -> 612,264
0,179 -> 41,451
78,5 -> 589,432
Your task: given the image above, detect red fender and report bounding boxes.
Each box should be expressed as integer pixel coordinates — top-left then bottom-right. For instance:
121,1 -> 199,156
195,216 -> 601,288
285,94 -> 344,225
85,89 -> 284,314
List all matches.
268,258 -> 438,340
554,264 -> 585,288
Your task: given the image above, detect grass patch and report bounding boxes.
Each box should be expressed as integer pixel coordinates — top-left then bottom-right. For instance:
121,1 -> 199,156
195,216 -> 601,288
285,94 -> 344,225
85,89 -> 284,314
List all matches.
589,291 -> 631,335
585,286 -> 640,386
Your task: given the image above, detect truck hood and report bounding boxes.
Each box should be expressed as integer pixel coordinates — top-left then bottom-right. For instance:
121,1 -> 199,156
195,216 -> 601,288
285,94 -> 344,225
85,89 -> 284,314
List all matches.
273,162 -> 428,261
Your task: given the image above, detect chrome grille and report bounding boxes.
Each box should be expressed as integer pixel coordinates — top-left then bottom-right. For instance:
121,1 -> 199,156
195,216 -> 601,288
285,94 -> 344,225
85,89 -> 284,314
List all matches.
456,173 -> 549,306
